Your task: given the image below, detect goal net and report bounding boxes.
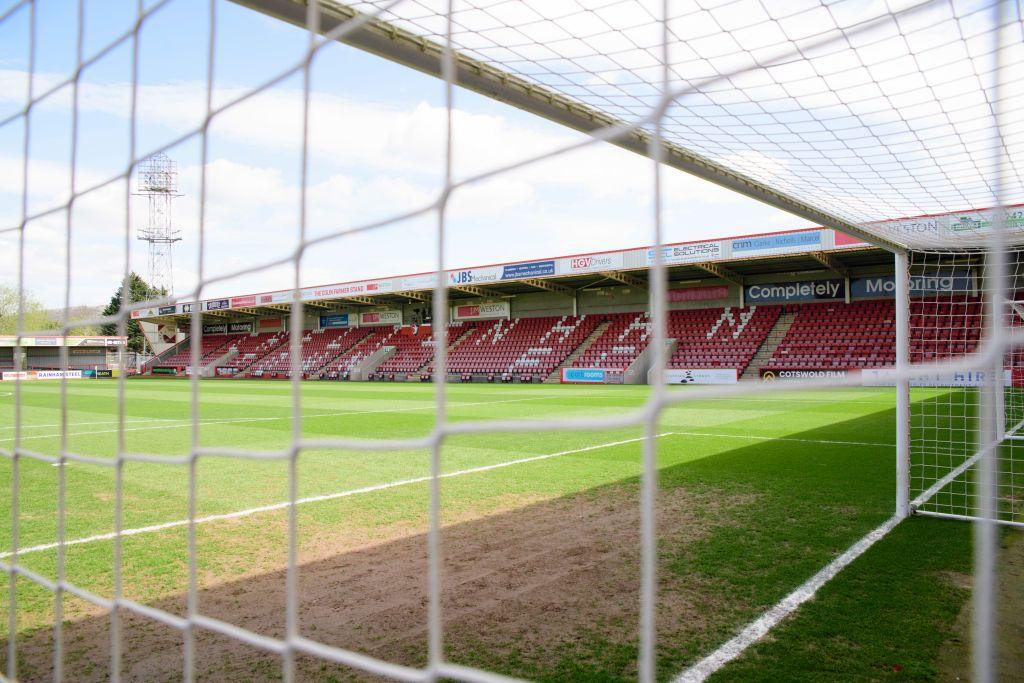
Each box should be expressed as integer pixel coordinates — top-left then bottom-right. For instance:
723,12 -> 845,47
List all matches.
2,0 -> 1022,682
907,243 -> 1024,526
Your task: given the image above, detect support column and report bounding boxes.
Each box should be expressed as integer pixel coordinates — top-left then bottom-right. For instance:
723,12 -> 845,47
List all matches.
895,250 -> 911,518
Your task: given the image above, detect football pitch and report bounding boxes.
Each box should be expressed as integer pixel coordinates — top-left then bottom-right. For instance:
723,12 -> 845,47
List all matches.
0,380 -> 1001,680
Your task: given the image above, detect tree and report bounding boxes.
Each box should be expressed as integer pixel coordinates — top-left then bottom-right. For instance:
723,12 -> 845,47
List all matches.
0,284 -> 58,335
100,272 -> 166,353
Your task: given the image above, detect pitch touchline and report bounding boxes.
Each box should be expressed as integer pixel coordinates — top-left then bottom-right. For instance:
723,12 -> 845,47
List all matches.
1,433 -> 671,559
0,396 -> 558,444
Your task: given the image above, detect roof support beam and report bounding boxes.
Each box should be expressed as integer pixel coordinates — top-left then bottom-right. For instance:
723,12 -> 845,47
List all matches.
694,262 -> 744,286
520,278 -> 574,295
230,0 -> 902,254
810,251 -> 848,277
396,291 -> 431,302
600,270 -> 646,290
451,285 -> 505,298
342,296 -> 377,305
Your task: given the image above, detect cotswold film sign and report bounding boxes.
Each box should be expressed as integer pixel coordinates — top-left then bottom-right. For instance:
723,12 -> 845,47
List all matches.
760,369 -> 851,381
745,279 -> 844,303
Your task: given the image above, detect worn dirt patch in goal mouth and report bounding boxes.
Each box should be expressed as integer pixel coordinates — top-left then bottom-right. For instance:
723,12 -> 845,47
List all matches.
8,482 -> 754,681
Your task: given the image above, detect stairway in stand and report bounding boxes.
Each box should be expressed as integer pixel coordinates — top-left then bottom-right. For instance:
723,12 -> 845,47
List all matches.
741,311 -> 797,380
415,325 -> 478,373
545,320 -> 612,383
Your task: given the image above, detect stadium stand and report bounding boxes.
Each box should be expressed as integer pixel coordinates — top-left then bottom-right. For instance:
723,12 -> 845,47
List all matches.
218,332 -> 287,374
669,305 -> 781,373
252,327 -> 379,378
440,315 -> 601,380
149,297 -> 992,380
321,328 -> 399,379
573,312 -> 651,370
766,296 -> 983,371
159,333 -> 235,372
375,326 -> 437,375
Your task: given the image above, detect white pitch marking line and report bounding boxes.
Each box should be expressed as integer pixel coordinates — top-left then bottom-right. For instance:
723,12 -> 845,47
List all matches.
670,431 -> 893,448
675,512 -> 902,682
1,417 -> 180,432
1,433 -> 671,559
0,396 -> 559,444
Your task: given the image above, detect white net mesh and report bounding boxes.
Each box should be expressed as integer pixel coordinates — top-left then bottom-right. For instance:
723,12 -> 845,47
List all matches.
1,0 -> 1021,681
907,248 -> 1022,525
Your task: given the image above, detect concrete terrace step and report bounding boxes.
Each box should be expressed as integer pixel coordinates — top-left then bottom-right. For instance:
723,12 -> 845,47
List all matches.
741,311 -> 797,380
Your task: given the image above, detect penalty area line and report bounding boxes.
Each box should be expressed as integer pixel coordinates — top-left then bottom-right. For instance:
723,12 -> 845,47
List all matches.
2,432 -> 672,560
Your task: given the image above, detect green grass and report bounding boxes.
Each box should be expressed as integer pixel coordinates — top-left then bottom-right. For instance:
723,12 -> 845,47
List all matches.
0,379 -> 1006,681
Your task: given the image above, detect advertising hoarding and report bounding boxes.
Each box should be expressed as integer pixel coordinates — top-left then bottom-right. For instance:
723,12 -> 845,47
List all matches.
861,368 -> 1011,387
452,302 -> 511,320
501,260 -> 555,279
849,272 -> 972,298
661,368 -> 737,384
319,314 -> 350,328
558,253 -> 623,274
745,279 -> 844,303
760,368 -> 852,381
561,368 -> 608,383
206,299 -> 229,311
732,231 -> 821,257
646,241 -> 722,265
668,285 -> 730,302
359,310 -> 402,326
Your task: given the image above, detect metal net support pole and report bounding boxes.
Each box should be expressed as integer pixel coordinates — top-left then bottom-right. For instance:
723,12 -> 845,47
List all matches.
895,249 -> 910,518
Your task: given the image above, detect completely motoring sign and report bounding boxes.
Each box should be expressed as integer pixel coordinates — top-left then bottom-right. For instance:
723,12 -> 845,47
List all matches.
747,270 -> 973,303
745,279 -> 845,303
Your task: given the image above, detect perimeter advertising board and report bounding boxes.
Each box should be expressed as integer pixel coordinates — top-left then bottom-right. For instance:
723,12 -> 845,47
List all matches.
561,368 -> 608,384
661,368 -> 737,384
2,370 -> 83,381
453,302 -> 510,320
760,368 -> 852,381
861,368 -> 1011,387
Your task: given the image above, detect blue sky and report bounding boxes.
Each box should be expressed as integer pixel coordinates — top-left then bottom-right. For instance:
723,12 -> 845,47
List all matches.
0,0 -> 816,310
